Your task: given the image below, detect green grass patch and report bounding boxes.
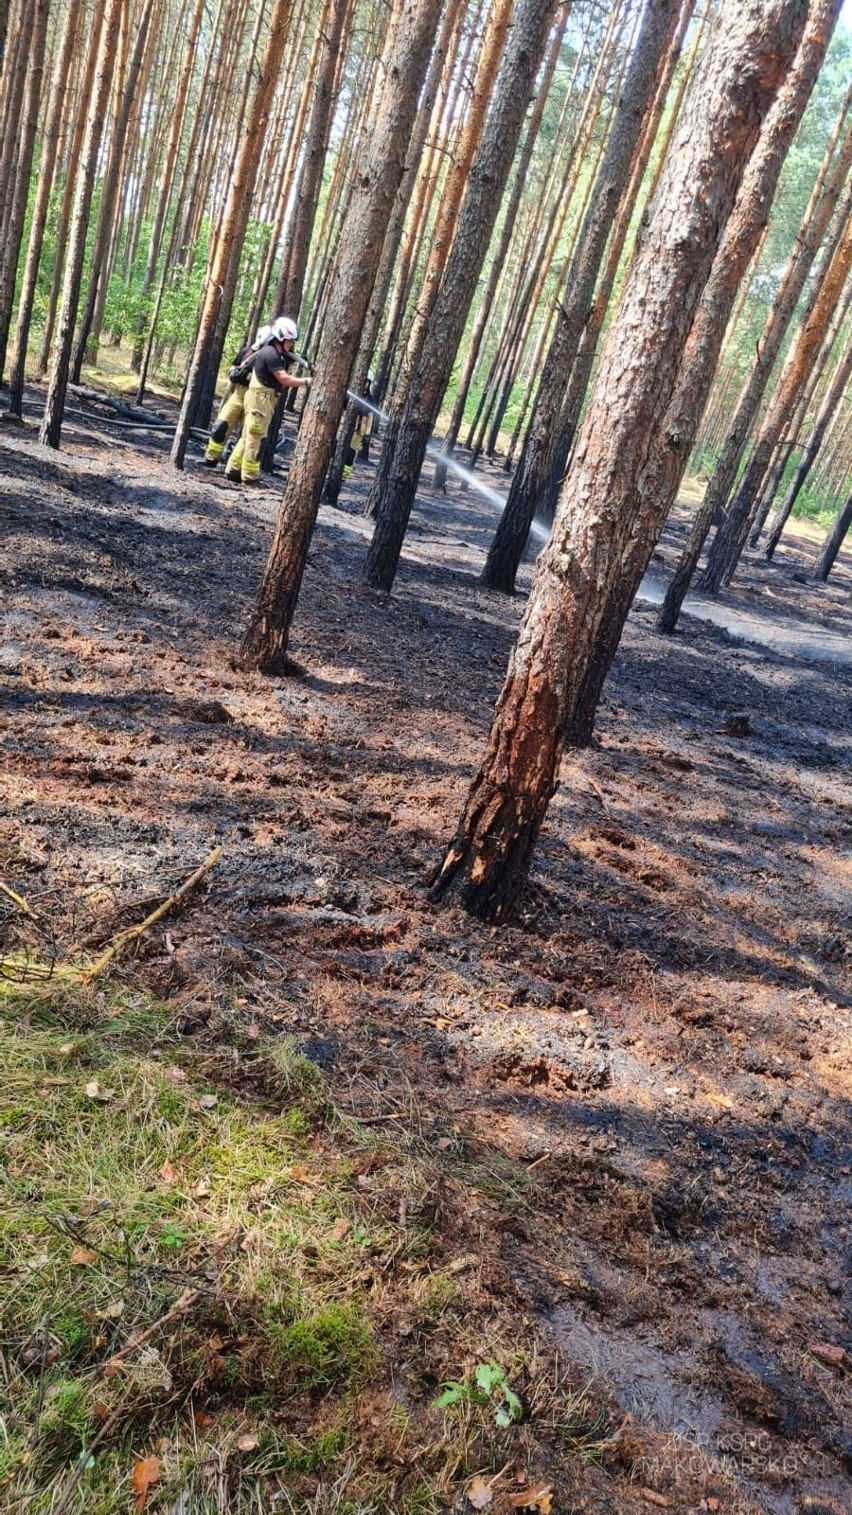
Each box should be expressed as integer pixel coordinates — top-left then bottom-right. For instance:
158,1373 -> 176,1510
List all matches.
0,975 -> 611,1512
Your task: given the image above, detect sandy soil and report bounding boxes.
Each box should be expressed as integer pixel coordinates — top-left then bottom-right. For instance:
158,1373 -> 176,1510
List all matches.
1,390 -> 850,1515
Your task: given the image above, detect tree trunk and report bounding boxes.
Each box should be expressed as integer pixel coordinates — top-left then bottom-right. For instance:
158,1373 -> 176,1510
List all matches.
568,0 -> 835,736
323,0 -> 466,505
0,0 -> 49,377
431,0 -> 811,921
0,3 -> 29,251
812,488 -> 852,579
357,0 -> 516,506
277,0 -> 349,318
480,0 -> 682,596
660,81 -> 851,613
259,0 -> 351,471
70,0 -> 156,383
36,7 -> 104,378
238,0 -> 446,674
128,0 -> 206,370
744,273 -> 851,547
702,200 -> 852,588
6,0 -> 83,415
171,0 -> 296,467
362,0 -> 558,593
762,339 -> 852,557
431,3 -> 571,491
39,0 -> 125,450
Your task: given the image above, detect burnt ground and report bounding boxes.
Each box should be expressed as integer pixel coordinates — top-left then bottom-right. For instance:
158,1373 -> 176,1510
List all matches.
1,389 -> 850,1515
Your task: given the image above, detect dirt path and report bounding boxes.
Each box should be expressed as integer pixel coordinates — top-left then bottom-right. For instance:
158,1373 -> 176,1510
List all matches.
1,403 -> 850,1514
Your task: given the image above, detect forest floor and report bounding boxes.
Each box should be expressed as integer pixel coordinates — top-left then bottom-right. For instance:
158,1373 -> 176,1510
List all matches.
1,388 -> 850,1515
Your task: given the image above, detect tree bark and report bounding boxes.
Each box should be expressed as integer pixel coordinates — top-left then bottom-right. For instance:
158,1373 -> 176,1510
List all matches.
362,0 -> 558,593
480,0 -> 682,595
661,82 -> 851,610
39,0 -> 125,450
171,0 -> 295,466
812,488 -> 852,579
432,0 -> 811,921
0,0 -> 48,378
762,339 -> 852,557
702,201 -> 852,588
238,0 -> 446,673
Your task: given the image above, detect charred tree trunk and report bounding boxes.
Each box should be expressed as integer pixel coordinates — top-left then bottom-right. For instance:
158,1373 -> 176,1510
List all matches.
431,0 -> 812,921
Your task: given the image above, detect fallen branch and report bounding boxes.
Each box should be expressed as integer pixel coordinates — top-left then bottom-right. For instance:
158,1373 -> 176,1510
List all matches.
51,1403 -> 126,1515
101,1287 -> 201,1376
81,844 -> 222,982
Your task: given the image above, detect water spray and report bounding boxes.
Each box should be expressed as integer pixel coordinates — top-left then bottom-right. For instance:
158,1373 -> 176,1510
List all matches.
342,387 -> 551,544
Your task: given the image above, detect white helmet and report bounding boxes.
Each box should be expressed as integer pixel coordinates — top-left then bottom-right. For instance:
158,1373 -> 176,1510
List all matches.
272,316 -> 298,343
254,324 -> 273,346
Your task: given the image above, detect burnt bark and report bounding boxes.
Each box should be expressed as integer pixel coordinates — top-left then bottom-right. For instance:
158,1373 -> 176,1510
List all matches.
432,0 -> 811,920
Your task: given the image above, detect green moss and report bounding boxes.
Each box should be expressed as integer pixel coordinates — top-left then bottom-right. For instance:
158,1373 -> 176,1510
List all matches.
262,1301 -> 376,1392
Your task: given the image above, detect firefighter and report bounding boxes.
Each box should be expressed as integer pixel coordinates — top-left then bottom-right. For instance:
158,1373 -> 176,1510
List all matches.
342,375 -> 376,480
225,317 -> 310,485
202,323 -> 273,468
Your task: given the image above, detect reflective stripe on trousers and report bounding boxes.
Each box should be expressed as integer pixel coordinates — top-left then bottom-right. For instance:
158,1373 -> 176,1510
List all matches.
228,378 -> 277,480
204,386 -> 246,461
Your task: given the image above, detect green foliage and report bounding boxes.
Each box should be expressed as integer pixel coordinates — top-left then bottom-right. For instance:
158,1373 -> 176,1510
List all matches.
435,1359 -> 524,1428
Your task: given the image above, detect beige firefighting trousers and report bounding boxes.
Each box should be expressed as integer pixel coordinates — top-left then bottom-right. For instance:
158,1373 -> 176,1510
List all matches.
227,376 -> 278,481
204,385 -> 246,463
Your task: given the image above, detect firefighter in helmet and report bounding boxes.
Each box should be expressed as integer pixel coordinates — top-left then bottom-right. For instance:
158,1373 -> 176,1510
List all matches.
202,323 -> 273,468
225,317 -> 311,485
